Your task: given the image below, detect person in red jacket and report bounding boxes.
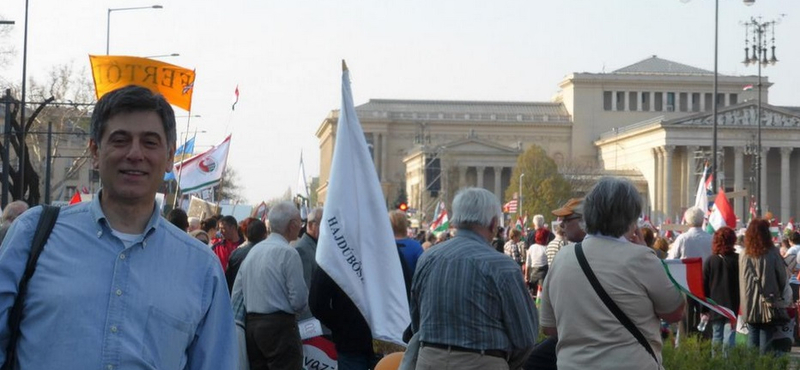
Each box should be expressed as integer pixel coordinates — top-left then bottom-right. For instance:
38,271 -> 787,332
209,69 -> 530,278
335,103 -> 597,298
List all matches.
212,215 -> 243,271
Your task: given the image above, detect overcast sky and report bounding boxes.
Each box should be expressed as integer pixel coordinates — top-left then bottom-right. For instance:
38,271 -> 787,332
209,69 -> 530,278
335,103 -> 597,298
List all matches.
1,0 -> 797,203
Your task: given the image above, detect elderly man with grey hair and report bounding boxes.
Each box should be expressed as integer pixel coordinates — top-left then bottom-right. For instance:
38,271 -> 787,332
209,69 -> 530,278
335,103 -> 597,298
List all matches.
667,206 -> 713,262
410,187 -> 537,370
666,206 -> 713,338
234,201 -> 307,370
0,200 -> 28,244
295,207 -> 322,294
540,177 -> 684,370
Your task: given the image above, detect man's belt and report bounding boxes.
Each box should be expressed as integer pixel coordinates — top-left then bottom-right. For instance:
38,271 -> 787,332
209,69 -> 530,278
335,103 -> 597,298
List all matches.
419,341 -> 508,359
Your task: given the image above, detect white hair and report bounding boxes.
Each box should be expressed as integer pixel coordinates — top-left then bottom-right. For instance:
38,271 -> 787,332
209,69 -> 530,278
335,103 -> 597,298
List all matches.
268,201 -> 300,235
450,188 -> 501,229
532,214 -> 545,229
684,206 -> 705,227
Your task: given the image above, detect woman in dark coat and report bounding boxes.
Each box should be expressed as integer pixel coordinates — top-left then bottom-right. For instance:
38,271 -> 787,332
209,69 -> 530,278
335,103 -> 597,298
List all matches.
702,226 -> 739,354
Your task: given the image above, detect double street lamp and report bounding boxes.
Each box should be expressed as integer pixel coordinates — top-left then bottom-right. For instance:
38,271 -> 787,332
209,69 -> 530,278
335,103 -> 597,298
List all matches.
106,5 -> 163,55
742,16 -> 781,217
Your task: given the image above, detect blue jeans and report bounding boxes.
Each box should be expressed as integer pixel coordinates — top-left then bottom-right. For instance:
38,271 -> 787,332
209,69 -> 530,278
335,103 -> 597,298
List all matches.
747,323 -> 774,355
710,320 -> 735,356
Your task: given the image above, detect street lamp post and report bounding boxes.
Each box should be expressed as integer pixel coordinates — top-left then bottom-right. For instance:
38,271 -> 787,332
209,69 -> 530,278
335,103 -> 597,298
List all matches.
106,5 -> 163,55
519,173 -> 525,216
742,16 -> 780,218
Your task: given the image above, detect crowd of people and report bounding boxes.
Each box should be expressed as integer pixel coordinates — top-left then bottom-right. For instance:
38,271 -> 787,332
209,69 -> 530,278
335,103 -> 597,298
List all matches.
0,84 -> 796,370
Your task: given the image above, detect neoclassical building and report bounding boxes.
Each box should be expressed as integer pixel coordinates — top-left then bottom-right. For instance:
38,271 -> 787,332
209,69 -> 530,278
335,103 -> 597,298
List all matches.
315,56 -> 800,224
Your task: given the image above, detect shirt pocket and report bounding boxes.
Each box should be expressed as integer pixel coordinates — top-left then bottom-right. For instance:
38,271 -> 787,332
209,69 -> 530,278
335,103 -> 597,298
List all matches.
142,306 -> 195,369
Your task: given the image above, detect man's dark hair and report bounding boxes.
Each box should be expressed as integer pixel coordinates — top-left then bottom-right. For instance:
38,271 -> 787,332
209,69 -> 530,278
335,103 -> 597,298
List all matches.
201,217 -> 217,233
167,208 -> 189,231
90,85 -> 177,147
791,231 -> 800,246
246,219 -> 268,244
219,215 -> 238,228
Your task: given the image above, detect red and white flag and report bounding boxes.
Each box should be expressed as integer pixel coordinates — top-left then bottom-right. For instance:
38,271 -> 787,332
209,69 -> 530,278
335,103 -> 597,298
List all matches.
231,85 -> 240,111
708,188 -> 736,231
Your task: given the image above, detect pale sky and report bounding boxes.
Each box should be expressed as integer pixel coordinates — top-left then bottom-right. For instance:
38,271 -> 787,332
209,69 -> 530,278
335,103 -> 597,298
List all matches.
1,0 -> 798,204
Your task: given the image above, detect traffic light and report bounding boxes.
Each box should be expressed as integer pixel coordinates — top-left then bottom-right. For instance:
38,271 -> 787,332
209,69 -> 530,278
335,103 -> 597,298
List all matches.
398,202 -> 408,211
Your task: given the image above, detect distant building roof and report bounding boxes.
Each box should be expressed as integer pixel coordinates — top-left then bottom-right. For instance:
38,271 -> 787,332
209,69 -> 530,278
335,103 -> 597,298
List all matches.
354,99 -> 571,122
781,106 -> 800,115
613,55 -> 716,76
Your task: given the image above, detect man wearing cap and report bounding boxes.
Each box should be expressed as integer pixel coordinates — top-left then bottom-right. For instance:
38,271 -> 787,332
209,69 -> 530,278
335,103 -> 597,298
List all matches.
552,198 -> 586,244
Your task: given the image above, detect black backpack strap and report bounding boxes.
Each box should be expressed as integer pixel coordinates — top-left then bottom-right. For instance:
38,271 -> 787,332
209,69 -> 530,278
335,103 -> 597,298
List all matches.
575,242 -> 659,365
3,205 -> 60,370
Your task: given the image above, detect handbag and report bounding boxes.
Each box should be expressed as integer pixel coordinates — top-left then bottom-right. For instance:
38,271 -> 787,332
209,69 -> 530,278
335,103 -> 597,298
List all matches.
746,257 -> 790,325
2,205 -> 60,370
575,242 -> 659,366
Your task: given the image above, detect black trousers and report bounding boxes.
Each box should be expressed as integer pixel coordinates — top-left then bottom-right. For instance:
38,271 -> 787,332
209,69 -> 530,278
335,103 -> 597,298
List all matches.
246,312 -> 303,370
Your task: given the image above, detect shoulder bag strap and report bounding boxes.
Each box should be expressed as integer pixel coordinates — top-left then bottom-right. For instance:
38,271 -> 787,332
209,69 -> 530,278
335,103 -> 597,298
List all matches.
575,242 -> 659,365
3,205 -> 60,370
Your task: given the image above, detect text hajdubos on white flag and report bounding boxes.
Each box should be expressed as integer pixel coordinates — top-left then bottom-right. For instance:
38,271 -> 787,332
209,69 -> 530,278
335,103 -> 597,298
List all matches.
173,135 -> 231,194
315,61 -> 410,345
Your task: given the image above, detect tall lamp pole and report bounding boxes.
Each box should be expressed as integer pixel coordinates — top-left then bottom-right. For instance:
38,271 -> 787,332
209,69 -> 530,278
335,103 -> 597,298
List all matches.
519,173 -> 525,217
106,5 -> 163,55
742,15 -> 780,218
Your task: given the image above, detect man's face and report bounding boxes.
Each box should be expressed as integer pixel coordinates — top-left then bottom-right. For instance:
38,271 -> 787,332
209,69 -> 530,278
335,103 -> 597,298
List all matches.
563,213 -> 586,243
218,221 -> 237,241
287,215 -> 303,243
307,217 -> 320,239
90,111 -> 174,207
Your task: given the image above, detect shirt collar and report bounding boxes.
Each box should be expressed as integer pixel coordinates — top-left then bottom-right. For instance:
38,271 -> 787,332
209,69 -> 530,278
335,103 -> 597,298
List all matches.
91,190 -> 161,246
456,228 -> 490,246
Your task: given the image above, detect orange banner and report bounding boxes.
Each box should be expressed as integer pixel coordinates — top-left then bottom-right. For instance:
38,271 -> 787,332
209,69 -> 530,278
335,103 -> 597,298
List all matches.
89,55 -> 195,111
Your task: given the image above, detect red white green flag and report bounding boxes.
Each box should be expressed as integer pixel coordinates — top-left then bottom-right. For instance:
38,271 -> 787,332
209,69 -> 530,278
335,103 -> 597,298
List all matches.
663,258 -> 736,324
429,201 -> 449,235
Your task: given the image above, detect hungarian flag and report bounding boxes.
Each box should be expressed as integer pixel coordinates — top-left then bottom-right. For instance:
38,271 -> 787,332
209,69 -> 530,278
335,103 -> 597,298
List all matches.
663,258 -> 736,324
89,55 -> 195,111
515,216 -> 523,231
743,84 -> 754,91
172,135 -> 231,194
707,188 -> 736,231
785,218 -> 795,233
429,201 -> 449,235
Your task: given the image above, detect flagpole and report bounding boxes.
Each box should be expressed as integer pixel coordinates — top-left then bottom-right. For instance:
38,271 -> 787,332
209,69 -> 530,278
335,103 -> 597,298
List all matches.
173,113 -> 193,209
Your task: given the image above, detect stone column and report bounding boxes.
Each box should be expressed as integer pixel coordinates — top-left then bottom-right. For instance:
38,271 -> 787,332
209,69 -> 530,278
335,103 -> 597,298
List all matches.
624,91 -> 630,111
662,93 -> 669,112
459,166 -> 468,188
653,148 -> 662,217
637,91 -> 643,112
612,91 -> 618,111
380,134 -> 388,182
781,147 -> 793,223
734,147 -> 744,220
664,146 -> 675,219
700,93 -> 706,112
686,146 -> 698,206
476,166 -> 486,189
493,167 -> 503,201
761,147 -> 769,214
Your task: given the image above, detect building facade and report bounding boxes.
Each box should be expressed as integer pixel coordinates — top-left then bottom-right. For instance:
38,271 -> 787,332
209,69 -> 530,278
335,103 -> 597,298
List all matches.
316,56 -> 800,224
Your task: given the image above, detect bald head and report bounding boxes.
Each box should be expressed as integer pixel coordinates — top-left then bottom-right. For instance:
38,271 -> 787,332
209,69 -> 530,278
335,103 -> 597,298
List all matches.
2,201 -> 29,225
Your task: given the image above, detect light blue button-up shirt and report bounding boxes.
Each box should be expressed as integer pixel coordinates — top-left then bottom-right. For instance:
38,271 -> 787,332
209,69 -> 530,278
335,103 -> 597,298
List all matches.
0,195 -> 237,370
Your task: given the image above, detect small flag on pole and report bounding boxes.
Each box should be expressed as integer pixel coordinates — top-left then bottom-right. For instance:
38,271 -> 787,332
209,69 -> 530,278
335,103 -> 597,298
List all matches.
743,84 -> 754,91
232,85 -> 240,111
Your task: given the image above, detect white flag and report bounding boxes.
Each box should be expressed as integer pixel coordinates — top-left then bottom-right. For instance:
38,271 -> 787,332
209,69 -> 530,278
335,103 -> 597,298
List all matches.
316,61 -> 410,345
174,135 -> 231,194
693,164 -> 709,212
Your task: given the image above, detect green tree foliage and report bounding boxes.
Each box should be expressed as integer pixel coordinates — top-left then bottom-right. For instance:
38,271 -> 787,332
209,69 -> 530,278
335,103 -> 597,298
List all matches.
505,145 -> 572,218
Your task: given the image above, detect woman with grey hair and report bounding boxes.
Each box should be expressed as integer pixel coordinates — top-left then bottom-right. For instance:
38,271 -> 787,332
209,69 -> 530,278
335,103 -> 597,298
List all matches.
539,177 -> 685,370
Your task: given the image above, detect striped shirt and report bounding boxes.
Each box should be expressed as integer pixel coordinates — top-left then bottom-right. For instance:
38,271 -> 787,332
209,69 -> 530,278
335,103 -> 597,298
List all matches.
545,236 -> 566,267
411,229 -> 538,359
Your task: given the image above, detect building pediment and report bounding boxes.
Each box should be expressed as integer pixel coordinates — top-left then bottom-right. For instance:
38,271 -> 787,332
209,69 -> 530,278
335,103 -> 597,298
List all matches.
439,136 -> 522,155
667,102 -> 800,128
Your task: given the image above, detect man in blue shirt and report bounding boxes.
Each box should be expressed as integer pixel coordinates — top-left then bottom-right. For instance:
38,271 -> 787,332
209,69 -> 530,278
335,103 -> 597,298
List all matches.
411,187 -> 538,370
0,85 -> 237,370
